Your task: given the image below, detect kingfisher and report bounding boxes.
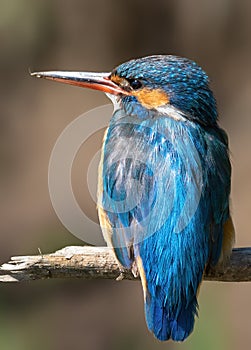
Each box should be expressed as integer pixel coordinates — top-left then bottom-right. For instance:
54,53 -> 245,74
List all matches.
32,55 -> 235,341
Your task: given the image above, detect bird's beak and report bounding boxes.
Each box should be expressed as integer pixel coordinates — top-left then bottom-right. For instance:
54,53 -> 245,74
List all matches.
30,70 -> 128,96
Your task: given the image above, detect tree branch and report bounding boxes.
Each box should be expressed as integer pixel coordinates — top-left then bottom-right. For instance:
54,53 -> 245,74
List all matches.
0,246 -> 250,283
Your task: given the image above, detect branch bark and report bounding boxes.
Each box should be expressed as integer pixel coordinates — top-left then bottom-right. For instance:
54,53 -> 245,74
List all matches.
0,246 -> 250,283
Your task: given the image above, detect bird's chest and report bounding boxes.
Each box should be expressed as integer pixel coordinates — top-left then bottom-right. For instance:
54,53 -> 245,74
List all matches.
98,118 -> 206,218
101,117 -> 205,177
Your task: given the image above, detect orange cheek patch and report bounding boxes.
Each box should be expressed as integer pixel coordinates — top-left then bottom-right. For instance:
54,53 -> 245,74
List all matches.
132,88 -> 169,109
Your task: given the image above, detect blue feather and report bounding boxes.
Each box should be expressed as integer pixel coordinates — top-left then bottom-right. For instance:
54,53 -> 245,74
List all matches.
98,55 -> 232,341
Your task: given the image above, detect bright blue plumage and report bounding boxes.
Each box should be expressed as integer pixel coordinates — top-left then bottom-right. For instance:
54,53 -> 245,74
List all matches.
98,55 -> 233,341
33,54 -> 234,342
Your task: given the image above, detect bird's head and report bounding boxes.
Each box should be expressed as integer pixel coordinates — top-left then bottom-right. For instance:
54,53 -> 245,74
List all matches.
31,55 -> 217,126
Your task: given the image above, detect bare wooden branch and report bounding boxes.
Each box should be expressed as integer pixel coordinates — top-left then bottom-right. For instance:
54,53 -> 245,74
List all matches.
0,246 -> 250,283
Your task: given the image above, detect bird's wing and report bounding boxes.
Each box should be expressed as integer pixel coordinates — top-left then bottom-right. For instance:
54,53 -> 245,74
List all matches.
205,127 -> 233,266
100,155 -> 157,268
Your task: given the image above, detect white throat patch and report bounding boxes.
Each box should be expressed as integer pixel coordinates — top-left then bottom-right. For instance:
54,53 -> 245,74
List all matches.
156,104 -> 187,121
106,93 -> 122,113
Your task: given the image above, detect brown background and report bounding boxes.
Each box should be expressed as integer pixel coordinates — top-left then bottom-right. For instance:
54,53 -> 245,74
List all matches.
0,1 -> 250,349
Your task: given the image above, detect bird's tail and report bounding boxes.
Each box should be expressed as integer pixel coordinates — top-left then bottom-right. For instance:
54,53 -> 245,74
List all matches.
145,290 -> 198,341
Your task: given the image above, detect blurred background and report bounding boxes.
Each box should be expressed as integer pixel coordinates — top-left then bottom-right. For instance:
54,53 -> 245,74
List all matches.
0,0 -> 250,349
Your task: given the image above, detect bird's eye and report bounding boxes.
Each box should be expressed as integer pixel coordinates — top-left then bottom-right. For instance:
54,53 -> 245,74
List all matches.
128,79 -> 142,90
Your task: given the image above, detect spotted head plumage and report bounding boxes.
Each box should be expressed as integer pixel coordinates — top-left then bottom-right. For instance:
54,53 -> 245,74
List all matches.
110,55 -> 218,125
